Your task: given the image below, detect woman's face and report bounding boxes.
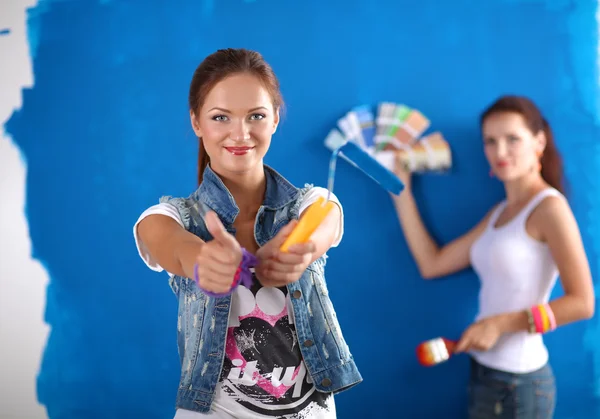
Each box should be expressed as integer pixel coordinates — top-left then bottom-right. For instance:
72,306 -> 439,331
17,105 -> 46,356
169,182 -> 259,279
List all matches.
190,73 -> 279,178
482,111 -> 545,182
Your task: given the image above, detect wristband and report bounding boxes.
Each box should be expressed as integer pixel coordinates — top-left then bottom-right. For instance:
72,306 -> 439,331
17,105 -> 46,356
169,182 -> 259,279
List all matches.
194,248 -> 257,297
526,309 -> 536,334
544,303 -> 557,331
531,305 -> 545,334
529,304 -> 557,334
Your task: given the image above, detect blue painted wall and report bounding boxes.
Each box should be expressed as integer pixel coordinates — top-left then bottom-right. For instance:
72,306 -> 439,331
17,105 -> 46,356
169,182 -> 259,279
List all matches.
7,0 -> 600,417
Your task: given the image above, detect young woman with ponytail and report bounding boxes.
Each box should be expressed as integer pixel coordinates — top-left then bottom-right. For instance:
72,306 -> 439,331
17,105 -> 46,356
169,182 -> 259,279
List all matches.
393,95 -> 594,418
133,48 -> 361,418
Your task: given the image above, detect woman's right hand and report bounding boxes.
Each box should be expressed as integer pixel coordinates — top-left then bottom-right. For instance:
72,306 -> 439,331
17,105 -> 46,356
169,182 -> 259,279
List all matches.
193,211 -> 243,294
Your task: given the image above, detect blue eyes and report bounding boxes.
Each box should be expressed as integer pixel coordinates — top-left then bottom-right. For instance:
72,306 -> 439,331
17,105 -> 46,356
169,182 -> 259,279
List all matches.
212,114 -> 266,122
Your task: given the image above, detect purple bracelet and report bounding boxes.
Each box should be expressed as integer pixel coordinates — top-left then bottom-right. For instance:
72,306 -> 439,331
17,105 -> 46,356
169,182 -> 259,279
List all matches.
194,248 -> 257,297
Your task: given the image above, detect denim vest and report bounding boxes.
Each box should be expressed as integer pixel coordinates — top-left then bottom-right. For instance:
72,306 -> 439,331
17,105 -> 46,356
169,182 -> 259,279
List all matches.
160,165 -> 362,413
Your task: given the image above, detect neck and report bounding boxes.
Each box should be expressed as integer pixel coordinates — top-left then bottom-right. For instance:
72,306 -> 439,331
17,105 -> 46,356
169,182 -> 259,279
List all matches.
215,165 -> 266,220
503,172 -> 546,206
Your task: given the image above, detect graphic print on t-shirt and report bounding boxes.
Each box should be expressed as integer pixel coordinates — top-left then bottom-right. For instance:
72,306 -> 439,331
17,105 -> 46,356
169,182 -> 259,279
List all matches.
217,275 -> 331,417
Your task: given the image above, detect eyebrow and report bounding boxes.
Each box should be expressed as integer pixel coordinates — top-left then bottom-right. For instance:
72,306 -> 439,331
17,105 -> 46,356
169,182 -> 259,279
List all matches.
208,106 -> 269,113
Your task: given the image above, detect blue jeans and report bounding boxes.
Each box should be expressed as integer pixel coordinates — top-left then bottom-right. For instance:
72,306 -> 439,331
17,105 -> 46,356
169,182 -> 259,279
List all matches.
468,357 -> 556,419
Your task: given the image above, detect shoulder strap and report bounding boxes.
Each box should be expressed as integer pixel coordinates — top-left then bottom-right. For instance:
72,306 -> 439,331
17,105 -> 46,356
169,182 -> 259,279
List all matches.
520,188 -> 562,219
488,201 -> 507,227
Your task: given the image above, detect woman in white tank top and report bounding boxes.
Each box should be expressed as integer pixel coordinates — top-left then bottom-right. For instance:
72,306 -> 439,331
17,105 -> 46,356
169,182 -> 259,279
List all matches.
392,95 -> 594,418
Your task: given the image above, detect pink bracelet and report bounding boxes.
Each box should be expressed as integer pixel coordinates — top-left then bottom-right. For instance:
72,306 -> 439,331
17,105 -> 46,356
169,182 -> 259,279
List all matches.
544,303 -> 557,331
531,305 -> 545,334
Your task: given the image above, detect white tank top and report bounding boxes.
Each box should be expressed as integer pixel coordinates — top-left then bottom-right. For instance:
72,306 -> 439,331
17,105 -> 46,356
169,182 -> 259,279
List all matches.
469,188 -> 562,373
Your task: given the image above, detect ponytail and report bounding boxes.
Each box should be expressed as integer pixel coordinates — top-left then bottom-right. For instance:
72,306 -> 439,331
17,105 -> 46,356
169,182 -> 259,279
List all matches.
540,119 -> 563,193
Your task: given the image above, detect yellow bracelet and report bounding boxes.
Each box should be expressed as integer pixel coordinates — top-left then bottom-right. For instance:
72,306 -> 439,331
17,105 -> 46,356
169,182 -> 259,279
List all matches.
538,304 -> 550,333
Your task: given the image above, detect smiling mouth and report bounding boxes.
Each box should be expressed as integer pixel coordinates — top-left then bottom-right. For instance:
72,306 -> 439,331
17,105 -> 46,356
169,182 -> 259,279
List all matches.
224,146 -> 254,155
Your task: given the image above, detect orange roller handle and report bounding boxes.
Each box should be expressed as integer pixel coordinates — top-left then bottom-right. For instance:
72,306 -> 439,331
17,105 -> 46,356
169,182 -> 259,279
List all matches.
280,196 -> 335,252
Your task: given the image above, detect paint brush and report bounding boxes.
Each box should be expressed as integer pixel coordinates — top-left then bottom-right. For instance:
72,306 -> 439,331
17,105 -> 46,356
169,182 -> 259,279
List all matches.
336,141 -> 403,195
280,195 -> 335,252
416,337 -> 457,367
323,129 -> 404,195
280,132 -> 340,252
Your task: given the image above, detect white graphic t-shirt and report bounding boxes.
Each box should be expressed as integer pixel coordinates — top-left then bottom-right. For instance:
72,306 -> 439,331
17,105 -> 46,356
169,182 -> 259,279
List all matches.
202,276 -> 335,418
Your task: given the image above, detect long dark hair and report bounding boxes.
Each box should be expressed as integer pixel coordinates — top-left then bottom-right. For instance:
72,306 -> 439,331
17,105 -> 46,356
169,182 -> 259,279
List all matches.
480,95 -> 563,193
188,48 -> 284,185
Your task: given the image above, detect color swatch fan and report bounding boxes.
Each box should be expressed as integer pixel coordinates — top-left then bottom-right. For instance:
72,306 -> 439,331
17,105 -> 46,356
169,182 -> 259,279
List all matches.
325,102 -> 452,177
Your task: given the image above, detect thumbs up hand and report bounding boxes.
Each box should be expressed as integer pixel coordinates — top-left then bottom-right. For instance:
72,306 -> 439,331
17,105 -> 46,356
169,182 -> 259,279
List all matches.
255,220 -> 316,288
195,211 -> 243,294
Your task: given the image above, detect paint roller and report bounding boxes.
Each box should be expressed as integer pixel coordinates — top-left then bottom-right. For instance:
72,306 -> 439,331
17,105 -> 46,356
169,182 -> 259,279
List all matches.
280,137 -> 404,252
331,140 -> 404,195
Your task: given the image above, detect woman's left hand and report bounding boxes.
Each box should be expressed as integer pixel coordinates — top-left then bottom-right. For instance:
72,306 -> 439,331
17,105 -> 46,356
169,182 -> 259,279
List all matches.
454,316 -> 503,353
255,221 -> 315,287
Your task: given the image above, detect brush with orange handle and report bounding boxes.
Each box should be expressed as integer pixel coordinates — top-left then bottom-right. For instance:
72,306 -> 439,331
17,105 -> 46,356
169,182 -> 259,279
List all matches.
280,195 -> 335,252
280,144 -> 341,253
416,337 -> 458,367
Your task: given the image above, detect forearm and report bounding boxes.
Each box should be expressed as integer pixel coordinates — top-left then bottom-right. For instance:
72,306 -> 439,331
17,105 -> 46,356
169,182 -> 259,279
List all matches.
494,295 -> 595,335
493,311 -> 529,334
172,238 -> 205,279
547,295 -> 594,325
392,191 -> 440,275
138,215 -> 204,278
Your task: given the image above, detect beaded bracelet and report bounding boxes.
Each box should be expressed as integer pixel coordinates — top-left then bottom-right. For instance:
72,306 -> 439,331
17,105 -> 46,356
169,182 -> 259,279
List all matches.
194,248 -> 257,297
526,309 -> 537,334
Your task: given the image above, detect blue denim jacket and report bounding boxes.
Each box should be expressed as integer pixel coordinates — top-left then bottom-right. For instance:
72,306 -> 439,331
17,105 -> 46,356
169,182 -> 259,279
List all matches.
161,164 -> 362,413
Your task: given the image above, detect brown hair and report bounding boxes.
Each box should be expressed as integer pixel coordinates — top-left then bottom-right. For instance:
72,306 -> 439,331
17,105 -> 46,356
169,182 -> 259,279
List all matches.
188,48 -> 284,185
480,95 -> 563,192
